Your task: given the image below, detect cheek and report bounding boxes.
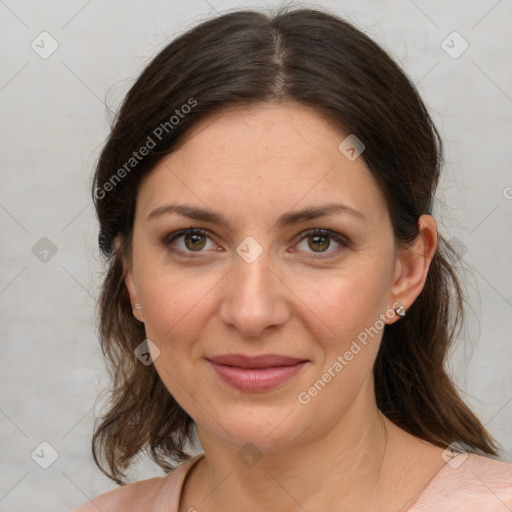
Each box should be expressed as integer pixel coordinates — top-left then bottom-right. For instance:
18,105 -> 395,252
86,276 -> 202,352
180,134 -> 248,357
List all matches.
289,259 -> 393,344
136,268 -> 220,412
139,270 -> 218,345
291,271 -> 390,429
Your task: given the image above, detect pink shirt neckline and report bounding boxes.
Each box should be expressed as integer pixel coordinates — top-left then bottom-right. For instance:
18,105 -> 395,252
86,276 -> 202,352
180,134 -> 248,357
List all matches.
174,452 -> 512,512
75,451 -> 511,511
407,452 -> 512,511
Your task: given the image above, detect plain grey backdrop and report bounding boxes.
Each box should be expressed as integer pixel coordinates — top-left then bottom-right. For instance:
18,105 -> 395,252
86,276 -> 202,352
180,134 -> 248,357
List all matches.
1,0 -> 511,510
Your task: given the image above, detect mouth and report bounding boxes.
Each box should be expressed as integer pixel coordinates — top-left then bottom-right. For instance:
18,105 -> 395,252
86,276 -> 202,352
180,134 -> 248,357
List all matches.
206,354 -> 309,392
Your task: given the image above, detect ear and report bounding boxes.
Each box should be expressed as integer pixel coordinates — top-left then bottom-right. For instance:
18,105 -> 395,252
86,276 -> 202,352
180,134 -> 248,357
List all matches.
115,236 -> 144,323
387,215 -> 437,324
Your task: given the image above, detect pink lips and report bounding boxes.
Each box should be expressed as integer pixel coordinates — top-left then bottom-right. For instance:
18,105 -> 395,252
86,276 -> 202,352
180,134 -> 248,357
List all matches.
207,354 -> 308,392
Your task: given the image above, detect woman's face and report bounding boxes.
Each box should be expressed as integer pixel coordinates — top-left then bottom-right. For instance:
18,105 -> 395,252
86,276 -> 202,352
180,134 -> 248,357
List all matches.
125,102 -> 404,452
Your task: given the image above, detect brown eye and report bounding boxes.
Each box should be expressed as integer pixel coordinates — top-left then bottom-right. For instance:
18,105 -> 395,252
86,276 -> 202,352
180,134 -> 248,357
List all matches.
308,234 -> 330,252
294,229 -> 349,259
163,228 -> 217,257
184,232 -> 206,251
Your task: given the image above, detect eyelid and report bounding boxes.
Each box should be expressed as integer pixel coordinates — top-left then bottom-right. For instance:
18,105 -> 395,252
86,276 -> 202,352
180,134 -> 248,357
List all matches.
291,228 -> 351,258
162,228 -> 221,257
161,227 -> 351,258
162,228 -> 207,245
295,228 -> 350,245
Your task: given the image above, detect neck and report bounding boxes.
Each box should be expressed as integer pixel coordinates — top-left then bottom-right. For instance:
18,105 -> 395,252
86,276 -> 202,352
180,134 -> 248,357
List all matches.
192,394 -> 390,512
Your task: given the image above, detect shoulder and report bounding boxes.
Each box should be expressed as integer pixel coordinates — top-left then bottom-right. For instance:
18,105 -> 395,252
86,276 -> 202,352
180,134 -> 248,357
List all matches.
73,454 -> 205,512
411,453 -> 512,511
72,476 -> 166,512
451,452 -> 512,490
468,452 -> 512,476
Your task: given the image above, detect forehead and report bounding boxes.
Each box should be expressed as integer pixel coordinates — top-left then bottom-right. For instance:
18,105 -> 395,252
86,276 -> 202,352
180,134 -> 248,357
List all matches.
174,102 -> 349,172
137,102 -> 388,226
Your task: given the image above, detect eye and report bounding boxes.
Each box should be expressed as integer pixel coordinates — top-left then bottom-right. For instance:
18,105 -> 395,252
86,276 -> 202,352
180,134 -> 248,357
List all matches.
162,228 -> 219,256
293,229 -> 349,258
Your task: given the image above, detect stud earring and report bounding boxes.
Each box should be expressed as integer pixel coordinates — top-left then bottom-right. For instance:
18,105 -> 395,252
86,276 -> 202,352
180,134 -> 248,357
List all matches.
395,304 -> 406,317
132,304 -> 142,311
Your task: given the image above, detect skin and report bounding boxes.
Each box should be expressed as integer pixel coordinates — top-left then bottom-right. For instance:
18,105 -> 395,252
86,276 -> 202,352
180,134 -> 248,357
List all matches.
123,102 -> 444,512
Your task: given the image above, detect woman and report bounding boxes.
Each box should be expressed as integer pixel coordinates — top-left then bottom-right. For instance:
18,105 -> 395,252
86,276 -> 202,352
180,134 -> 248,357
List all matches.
75,7 -> 512,512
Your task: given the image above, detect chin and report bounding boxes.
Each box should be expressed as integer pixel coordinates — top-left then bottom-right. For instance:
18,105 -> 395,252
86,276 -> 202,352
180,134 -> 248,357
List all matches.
198,399 -> 308,453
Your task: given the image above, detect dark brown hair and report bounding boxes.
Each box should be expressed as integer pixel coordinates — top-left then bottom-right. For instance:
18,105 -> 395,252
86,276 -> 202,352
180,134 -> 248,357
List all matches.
91,7 -> 497,484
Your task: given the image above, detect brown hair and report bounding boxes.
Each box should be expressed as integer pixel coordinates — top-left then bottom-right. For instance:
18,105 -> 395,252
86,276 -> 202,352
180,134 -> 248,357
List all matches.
91,7 -> 497,484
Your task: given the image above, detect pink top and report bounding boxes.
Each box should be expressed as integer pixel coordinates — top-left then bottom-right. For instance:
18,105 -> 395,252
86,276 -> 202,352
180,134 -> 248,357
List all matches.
74,452 -> 512,511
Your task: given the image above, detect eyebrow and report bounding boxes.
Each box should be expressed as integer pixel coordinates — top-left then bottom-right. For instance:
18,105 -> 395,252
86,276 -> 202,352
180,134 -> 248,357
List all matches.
146,202 -> 366,229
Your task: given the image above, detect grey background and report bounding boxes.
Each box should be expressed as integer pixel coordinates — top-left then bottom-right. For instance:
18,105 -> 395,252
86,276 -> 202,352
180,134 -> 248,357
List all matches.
0,0 -> 511,510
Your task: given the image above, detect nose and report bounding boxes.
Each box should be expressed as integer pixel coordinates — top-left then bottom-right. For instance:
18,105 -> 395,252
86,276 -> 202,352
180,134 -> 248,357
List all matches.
219,252 -> 291,338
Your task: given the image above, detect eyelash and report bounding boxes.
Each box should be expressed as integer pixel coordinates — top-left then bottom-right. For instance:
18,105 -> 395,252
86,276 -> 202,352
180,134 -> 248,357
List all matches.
161,228 -> 350,260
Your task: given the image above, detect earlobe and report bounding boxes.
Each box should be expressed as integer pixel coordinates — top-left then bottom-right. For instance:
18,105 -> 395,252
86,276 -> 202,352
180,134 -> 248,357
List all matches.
115,236 -> 144,323
387,215 -> 437,324
125,267 -> 144,323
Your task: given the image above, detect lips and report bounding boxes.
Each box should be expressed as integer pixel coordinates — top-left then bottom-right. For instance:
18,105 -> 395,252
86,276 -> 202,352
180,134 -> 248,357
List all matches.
206,353 -> 308,392
208,353 -> 306,368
